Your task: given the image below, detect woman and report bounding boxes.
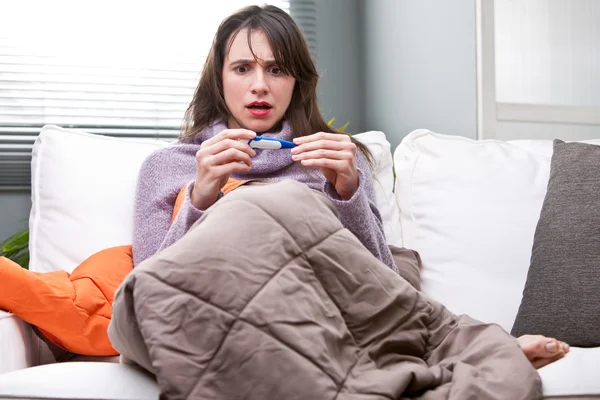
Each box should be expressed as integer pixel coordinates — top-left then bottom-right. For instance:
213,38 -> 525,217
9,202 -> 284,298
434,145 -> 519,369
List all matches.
131,4 -> 566,374
132,5 -> 396,275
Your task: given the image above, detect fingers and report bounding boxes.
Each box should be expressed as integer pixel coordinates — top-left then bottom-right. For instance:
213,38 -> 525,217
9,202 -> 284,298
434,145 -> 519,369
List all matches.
293,138 -> 352,153
198,147 -> 253,170
292,148 -> 354,163
201,128 -> 256,148
293,131 -> 351,145
212,161 -> 252,177
291,132 -> 357,173
296,158 -> 349,171
201,138 -> 256,159
292,133 -> 355,155
196,136 -> 255,181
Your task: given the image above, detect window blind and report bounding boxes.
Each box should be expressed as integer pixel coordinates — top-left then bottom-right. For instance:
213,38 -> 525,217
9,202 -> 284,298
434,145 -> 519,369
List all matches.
0,0 -> 320,191
291,0 -> 318,57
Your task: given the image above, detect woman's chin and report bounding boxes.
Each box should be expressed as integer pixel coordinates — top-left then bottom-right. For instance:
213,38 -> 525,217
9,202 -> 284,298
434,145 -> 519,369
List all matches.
228,114 -> 283,133
245,119 -> 281,133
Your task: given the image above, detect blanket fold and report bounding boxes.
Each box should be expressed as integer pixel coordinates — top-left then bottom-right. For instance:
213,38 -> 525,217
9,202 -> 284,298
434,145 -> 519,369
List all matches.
108,180 -> 542,399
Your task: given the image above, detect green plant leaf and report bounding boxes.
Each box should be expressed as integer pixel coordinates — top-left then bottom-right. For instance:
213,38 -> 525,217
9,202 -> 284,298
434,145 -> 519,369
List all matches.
14,251 -> 30,270
1,228 -> 30,269
1,228 -> 29,253
3,249 -> 18,258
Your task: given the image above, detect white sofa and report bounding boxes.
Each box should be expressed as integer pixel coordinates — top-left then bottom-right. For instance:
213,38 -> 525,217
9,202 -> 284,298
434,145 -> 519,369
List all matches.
0,125 -> 598,399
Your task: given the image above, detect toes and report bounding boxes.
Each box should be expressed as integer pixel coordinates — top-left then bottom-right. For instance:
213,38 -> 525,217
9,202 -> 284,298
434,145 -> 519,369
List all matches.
545,340 -> 559,354
518,335 -> 570,361
544,339 -> 571,355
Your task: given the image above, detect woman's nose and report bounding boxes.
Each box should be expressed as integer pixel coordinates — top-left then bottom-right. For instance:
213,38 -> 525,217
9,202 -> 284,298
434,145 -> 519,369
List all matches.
250,71 -> 268,95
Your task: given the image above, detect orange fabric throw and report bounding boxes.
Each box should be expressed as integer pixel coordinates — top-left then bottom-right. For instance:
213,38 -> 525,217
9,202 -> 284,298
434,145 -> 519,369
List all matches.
172,178 -> 248,222
0,178 -> 247,356
0,246 -> 133,356
222,178 -> 249,194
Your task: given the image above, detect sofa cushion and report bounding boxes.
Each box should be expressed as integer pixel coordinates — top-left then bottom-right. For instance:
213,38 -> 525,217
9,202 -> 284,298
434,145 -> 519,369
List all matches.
511,140 -> 600,347
29,126 -> 400,275
538,347 -> 600,398
353,131 -> 402,247
392,129 -> 600,332
29,125 -> 169,273
0,362 -> 159,399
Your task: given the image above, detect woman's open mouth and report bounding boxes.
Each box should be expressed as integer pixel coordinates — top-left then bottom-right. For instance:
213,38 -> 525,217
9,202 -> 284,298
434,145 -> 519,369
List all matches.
246,102 -> 272,117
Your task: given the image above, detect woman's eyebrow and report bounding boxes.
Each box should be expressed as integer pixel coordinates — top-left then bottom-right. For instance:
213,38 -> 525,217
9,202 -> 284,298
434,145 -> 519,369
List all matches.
229,58 -> 277,66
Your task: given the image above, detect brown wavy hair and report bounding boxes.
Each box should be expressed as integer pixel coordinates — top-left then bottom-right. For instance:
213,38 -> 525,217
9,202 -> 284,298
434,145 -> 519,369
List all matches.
179,4 -> 371,163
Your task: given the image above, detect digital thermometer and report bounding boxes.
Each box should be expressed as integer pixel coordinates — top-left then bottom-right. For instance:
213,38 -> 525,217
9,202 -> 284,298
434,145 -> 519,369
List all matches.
247,136 -> 296,149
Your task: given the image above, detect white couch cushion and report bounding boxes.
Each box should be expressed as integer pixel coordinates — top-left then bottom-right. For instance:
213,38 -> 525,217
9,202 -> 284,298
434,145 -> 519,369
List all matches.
0,362 -> 159,399
29,126 -> 399,275
393,129 -> 600,332
29,125 -> 169,273
393,130 -> 600,399
539,347 -> 600,398
354,131 -> 402,247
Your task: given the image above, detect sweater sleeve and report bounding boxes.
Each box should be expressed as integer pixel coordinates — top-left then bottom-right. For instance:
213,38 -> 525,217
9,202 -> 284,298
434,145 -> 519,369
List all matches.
132,147 -> 221,267
322,151 -> 398,273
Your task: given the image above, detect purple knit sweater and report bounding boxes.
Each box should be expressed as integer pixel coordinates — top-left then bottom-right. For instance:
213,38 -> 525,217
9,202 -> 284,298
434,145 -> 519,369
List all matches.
133,120 -> 398,272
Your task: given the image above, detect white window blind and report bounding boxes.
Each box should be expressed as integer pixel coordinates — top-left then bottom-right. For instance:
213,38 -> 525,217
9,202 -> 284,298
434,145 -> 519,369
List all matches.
0,0 -> 318,190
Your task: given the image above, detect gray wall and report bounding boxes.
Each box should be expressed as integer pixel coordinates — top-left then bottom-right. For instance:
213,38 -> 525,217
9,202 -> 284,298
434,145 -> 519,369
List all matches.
0,192 -> 31,241
314,0 -> 364,133
362,0 -> 478,150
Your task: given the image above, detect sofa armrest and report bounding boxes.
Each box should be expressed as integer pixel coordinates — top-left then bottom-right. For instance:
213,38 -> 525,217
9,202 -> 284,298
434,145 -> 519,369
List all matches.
0,310 -> 54,373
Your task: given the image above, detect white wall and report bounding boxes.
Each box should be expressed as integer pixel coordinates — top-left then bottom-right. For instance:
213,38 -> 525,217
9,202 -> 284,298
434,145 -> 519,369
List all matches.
0,192 -> 30,241
362,0 -> 478,150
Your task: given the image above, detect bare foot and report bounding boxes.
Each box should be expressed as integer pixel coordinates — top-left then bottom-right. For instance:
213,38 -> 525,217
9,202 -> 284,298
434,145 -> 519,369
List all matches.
517,335 -> 570,369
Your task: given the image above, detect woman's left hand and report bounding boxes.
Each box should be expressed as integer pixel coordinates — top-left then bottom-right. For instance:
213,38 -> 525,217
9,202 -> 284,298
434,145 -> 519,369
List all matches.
292,132 -> 358,200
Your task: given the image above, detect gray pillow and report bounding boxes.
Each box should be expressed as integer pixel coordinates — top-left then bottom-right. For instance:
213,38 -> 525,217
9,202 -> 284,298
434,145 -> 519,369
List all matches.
511,140 -> 600,347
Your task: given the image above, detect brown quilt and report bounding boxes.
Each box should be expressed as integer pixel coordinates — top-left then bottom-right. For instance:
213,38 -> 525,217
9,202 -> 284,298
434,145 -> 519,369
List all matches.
108,180 -> 542,399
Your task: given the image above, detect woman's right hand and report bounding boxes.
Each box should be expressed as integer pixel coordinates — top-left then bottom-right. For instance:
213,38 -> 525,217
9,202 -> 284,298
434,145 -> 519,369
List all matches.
191,129 -> 256,210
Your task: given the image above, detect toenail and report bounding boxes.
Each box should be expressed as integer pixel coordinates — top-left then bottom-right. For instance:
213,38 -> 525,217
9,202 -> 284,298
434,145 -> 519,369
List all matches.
545,342 -> 557,353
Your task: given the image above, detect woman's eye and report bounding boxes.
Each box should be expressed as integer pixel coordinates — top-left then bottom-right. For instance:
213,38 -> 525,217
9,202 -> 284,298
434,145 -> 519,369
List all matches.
269,66 -> 283,75
235,66 -> 248,73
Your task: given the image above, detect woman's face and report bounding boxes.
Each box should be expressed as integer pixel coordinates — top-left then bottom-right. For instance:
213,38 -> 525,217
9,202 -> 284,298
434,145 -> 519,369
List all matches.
222,29 -> 296,133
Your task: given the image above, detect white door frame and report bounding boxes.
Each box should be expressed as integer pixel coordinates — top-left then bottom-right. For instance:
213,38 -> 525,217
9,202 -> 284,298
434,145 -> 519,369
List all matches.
476,0 -> 497,140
